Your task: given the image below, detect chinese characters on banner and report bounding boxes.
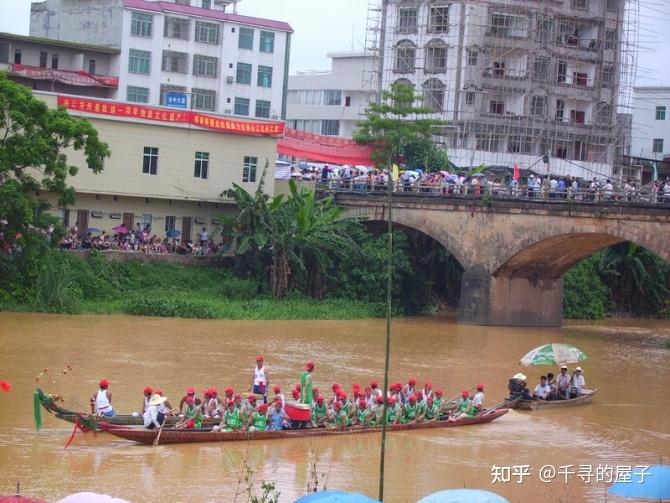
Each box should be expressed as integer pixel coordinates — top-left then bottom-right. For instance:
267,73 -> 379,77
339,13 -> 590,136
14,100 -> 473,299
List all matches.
56,96 -> 284,137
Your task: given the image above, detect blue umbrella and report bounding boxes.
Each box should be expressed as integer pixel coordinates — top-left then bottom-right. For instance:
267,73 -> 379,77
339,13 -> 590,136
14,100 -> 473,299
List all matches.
86,228 -> 101,234
294,491 -> 380,503
608,465 -> 670,500
166,229 -> 181,238
417,489 -> 509,503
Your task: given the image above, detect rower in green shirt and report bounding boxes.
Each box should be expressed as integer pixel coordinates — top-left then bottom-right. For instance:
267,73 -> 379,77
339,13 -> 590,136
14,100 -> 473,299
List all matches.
384,396 -> 401,425
400,394 -> 419,424
300,361 -> 314,405
224,400 -> 243,431
333,402 -> 350,428
424,397 -> 440,421
311,395 -> 328,427
248,403 -> 268,432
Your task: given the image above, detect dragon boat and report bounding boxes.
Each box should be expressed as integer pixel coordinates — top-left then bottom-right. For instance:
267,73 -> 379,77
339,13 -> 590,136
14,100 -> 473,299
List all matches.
35,389 -> 216,431
501,388 -> 597,411
99,408 -> 509,445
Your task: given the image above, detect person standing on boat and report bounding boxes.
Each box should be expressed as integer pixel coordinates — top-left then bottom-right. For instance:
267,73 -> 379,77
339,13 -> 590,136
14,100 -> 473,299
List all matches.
140,386 -> 153,414
299,361 -> 314,405
250,355 -> 269,404
143,393 -> 167,429
91,379 -> 115,417
570,367 -> 586,397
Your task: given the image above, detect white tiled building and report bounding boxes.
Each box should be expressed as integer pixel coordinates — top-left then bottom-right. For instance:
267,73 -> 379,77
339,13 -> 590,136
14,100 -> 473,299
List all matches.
631,87 -> 670,161
30,0 -> 292,119
286,51 -> 376,138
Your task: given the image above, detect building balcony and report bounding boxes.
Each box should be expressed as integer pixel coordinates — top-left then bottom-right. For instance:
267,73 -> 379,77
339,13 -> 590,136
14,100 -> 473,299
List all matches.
8,63 -> 118,88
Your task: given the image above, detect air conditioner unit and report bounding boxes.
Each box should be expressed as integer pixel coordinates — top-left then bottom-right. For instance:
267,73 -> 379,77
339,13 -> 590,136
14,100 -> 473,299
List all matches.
226,75 -> 234,84
211,218 -> 221,225
224,108 -> 232,114
110,212 -> 122,219
194,217 -> 206,224
90,210 -> 103,218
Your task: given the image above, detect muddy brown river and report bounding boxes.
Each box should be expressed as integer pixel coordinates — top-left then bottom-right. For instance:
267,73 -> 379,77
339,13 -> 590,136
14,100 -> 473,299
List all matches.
0,313 -> 668,502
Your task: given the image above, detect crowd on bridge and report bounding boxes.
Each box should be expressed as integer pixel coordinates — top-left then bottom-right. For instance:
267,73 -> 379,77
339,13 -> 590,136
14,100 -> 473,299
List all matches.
291,164 -> 670,204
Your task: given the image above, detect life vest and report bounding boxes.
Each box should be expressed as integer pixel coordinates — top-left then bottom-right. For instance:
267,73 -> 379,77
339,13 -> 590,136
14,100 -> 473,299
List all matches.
426,403 -> 439,419
336,410 -> 350,427
252,412 -> 267,431
225,409 -> 242,428
312,403 -> 327,419
184,404 -> 202,428
357,409 -> 368,424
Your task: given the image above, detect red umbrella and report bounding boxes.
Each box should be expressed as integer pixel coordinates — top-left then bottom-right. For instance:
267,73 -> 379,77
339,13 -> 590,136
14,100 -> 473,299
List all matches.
0,483 -> 48,503
112,225 -> 129,235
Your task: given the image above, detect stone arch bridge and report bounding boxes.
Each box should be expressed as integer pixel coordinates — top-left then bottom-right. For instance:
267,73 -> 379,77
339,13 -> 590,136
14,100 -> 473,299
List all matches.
333,192 -> 670,327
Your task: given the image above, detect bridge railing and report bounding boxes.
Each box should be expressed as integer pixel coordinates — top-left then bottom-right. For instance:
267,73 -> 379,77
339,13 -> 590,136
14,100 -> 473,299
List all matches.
318,180 -> 670,207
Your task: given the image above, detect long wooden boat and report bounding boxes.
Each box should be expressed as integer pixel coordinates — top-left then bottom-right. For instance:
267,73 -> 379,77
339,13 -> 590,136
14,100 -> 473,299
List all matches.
35,389 -> 217,430
99,408 -> 509,445
507,388 -> 597,411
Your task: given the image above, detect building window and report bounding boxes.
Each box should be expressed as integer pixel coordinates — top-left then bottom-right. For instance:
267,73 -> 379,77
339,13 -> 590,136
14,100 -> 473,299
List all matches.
127,86 -> 149,103
605,29 -> 617,50
234,97 -> 250,116
476,133 -> 501,152
51,54 -> 59,69
129,49 -> 151,74
175,0 -> 190,5
236,62 -> 252,84
164,17 -> 190,40
192,88 -> 216,111
39,51 -> 47,68
570,110 -> 586,124
160,84 -> 186,105
165,215 -> 176,233
536,15 -> 553,44
162,50 -> 188,73
606,0 -> 617,11
425,39 -> 447,73
490,12 -> 527,38
201,0 -> 211,8
423,79 -> 445,112
492,61 -> 505,77
557,60 -> 567,83
596,103 -> 611,124
239,27 -> 254,49
194,151 -> 209,179
397,7 -> 417,33
323,89 -> 342,105
556,99 -> 565,120
321,120 -> 340,136
88,59 -> 96,75
143,147 -> 158,175
131,12 -> 153,38
14,49 -> 21,64
260,31 -> 275,53
195,21 -> 219,44
255,100 -> 271,118
656,106 -> 666,121
533,56 -> 549,81
530,96 -> 546,117
572,0 -> 588,9
428,6 -> 449,33
345,96 -> 351,107
653,139 -> 664,153
60,208 -> 71,227
193,55 -> 218,77
394,40 -> 416,73
467,49 -> 478,66
602,64 -> 614,86
257,65 -> 273,87
489,101 -> 505,114
243,156 -> 257,182
465,91 -> 475,105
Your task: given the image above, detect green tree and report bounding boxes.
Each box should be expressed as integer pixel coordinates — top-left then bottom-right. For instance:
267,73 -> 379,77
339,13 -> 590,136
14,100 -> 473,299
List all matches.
563,255 -> 610,319
354,81 -> 446,167
402,137 -> 451,172
598,242 -> 669,315
0,72 -> 110,240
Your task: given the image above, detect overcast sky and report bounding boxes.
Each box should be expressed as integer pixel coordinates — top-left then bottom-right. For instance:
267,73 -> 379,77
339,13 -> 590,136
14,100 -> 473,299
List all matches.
0,0 -> 668,85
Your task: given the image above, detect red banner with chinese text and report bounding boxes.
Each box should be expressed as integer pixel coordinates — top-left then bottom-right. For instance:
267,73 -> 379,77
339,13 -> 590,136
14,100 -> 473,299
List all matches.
56,96 -> 284,137
277,128 -> 374,166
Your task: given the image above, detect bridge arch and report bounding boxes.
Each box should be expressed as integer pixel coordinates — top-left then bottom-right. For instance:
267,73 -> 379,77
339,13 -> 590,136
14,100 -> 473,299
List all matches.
343,205 -> 473,270
493,231 -> 669,280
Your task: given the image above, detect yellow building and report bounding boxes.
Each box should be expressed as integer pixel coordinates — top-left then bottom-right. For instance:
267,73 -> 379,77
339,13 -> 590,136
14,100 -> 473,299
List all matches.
35,91 -> 281,241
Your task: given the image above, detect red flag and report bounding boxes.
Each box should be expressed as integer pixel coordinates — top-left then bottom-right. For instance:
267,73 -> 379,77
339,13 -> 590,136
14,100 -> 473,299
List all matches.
513,162 -> 521,181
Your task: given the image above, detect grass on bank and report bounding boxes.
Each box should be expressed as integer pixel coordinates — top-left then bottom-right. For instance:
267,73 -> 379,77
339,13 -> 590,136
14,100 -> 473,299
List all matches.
0,252 -> 384,320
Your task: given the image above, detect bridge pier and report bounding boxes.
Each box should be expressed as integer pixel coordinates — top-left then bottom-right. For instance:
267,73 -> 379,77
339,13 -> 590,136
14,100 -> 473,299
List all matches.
458,266 -> 563,327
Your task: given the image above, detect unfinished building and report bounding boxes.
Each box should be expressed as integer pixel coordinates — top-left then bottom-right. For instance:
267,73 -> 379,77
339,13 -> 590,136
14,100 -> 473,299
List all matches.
363,0 -> 638,181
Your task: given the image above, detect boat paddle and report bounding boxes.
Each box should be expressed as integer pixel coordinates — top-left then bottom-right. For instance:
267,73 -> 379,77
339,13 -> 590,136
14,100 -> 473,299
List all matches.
152,408 -> 177,446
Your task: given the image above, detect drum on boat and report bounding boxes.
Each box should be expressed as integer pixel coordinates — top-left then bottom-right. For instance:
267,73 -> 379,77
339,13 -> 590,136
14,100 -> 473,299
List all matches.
284,401 -> 311,421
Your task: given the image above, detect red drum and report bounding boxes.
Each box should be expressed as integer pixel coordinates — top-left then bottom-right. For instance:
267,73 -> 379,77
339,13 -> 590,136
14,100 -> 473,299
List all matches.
285,401 -> 311,421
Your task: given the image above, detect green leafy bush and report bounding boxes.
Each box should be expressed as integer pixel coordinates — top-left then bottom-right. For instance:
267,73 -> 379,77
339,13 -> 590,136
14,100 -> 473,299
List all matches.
122,296 -> 214,319
563,255 -> 610,319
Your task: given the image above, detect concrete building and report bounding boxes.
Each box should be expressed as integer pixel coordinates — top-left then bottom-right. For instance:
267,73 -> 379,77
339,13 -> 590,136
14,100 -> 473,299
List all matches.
33,91 -> 282,241
0,32 -> 120,98
286,51 -> 375,138
631,87 -> 670,161
30,0 -> 292,120
376,0 -> 630,180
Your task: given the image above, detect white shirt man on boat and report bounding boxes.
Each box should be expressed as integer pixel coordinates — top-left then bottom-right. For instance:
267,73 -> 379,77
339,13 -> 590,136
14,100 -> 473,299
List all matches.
250,355 -> 269,404
570,367 -> 586,397
557,366 -> 572,399
143,393 -> 168,429
91,379 -> 115,417
533,376 -> 551,400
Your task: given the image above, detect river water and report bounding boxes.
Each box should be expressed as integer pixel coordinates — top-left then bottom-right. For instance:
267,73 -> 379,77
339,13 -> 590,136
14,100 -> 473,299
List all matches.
0,313 -> 668,502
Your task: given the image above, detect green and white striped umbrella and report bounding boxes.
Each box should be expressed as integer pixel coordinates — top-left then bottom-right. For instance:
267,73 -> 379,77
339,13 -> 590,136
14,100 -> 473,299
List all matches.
519,343 -> 587,367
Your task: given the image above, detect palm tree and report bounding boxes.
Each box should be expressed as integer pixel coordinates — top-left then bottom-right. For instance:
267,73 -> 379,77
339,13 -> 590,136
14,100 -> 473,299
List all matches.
598,242 -> 669,315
